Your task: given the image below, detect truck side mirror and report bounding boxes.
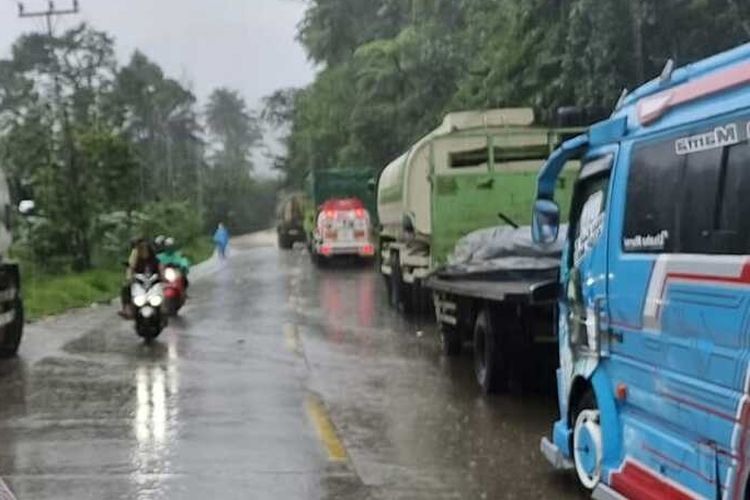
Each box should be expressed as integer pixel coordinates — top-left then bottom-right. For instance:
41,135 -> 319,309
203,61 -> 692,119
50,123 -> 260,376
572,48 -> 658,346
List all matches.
18,200 -> 35,215
532,199 -> 560,244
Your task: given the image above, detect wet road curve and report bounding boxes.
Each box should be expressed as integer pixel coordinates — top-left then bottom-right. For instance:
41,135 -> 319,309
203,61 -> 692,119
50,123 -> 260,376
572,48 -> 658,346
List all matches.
0,232 -> 583,499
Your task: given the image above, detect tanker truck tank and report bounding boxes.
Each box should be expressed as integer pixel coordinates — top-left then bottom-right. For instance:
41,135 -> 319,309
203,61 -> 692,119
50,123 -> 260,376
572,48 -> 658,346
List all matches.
377,108 -> 580,314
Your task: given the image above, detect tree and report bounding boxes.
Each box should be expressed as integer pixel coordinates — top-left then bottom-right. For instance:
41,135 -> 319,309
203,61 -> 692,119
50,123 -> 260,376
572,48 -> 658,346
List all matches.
204,88 -> 264,232
205,88 -> 261,176
275,0 -> 750,190
111,51 -> 204,204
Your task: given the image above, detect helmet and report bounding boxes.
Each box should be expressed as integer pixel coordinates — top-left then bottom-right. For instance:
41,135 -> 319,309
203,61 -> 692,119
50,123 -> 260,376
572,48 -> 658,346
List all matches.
164,237 -> 175,249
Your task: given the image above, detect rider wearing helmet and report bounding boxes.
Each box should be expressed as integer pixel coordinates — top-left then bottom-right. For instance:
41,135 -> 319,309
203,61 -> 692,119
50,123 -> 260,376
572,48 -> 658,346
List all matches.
153,235 -> 167,254
157,237 -> 190,288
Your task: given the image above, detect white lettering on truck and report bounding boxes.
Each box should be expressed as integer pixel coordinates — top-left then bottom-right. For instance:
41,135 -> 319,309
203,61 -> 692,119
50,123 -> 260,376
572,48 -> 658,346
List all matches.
675,124 -> 739,155
623,230 -> 670,251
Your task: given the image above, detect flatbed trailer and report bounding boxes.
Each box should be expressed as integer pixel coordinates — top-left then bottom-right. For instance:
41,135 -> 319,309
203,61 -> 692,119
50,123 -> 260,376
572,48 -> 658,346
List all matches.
426,265 -> 560,394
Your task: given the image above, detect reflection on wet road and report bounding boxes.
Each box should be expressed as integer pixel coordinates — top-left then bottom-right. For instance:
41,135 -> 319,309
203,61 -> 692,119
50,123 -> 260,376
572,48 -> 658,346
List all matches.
0,233 -> 583,499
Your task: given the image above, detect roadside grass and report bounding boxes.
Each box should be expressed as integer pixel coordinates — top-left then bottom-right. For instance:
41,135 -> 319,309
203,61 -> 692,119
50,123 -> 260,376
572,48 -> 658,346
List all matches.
24,268 -> 122,320
23,237 -> 216,320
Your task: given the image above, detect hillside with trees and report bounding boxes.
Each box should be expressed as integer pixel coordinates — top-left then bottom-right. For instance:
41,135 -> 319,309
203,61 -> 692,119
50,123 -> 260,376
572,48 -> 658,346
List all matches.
267,0 -> 750,185
0,24 -> 275,273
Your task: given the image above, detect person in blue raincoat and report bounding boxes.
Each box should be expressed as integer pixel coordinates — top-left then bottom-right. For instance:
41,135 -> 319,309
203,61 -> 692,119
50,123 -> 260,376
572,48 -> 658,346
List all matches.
213,222 -> 229,259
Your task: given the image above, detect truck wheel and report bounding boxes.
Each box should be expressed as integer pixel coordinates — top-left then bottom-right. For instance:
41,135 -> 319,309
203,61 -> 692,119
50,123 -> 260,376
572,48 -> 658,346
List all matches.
387,254 -> 415,315
278,234 -> 292,250
0,299 -> 23,358
572,390 -> 602,490
440,323 -> 462,357
312,252 -> 328,268
473,307 -> 507,394
388,253 -> 402,309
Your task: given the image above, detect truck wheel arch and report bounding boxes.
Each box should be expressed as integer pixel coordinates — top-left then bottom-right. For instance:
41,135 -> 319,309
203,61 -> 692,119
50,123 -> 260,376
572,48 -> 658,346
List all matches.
567,376 -> 594,429
568,370 -> 622,468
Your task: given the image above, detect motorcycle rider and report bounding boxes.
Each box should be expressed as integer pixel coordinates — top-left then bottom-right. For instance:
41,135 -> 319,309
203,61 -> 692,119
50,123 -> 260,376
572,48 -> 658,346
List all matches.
119,238 -> 161,318
157,237 -> 190,289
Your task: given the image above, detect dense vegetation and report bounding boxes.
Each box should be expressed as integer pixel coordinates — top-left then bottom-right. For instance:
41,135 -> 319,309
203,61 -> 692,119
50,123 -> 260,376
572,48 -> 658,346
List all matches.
266,0 -> 750,185
0,24 -> 275,274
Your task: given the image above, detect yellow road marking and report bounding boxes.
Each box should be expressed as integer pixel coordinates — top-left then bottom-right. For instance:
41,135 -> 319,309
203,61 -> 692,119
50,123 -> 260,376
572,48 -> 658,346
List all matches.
306,393 -> 347,462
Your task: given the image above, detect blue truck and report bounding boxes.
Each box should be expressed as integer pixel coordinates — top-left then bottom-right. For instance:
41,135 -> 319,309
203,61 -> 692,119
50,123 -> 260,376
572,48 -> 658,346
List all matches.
534,44 -> 750,499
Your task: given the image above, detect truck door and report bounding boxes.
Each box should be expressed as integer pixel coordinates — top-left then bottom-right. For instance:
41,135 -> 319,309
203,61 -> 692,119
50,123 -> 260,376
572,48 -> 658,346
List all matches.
562,154 -> 613,360
606,121 -> 750,498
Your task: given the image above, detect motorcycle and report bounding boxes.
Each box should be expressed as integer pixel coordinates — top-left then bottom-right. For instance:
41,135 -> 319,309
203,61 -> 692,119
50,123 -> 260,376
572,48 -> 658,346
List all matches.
131,272 -> 166,342
162,265 -> 186,316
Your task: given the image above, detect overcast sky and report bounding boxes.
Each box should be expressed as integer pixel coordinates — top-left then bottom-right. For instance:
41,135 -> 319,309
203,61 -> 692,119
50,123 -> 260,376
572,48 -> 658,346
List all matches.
0,0 -> 316,175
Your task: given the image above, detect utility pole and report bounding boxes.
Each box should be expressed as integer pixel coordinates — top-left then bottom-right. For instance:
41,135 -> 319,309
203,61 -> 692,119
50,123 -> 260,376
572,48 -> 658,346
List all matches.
18,1 -> 79,37
18,1 -> 85,266
630,0 -> 645,84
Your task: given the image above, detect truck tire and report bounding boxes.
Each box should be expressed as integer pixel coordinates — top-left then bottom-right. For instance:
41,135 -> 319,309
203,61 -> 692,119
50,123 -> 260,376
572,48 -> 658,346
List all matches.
388,252 -> 401,309
440,323 -> 462,357
473,307 -> 507,394
278,233 -> 293,250
0,299 -> 23,358
389,253 -> 414,314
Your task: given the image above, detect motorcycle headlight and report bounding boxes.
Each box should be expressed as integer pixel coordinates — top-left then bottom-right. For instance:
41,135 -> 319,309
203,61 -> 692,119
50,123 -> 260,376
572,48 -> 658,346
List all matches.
148,294 -> 163,307
164,268 -> 179,282
133,295 -> 147,307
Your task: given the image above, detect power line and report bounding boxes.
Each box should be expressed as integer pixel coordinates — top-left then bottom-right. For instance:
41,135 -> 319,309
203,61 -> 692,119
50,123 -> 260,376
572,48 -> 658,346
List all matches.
17,1 -> 79,37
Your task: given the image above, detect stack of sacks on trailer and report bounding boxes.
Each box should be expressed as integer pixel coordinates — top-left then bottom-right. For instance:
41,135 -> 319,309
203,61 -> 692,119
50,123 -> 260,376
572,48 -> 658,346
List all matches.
436,225 -> 567,279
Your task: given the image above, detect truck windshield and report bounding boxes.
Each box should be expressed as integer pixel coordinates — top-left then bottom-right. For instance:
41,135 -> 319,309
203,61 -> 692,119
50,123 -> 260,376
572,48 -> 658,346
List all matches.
624,127 -> 750,254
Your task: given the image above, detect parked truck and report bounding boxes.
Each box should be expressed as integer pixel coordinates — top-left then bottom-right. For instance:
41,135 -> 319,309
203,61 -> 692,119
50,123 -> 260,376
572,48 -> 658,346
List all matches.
0,169 -> 25,358
303,168 -> 377,265
308,197 -> 376,265
377,108 -> 579,313
536,44 -> 750,499
426,225 -> 565,394
275,191 -> 308,250
303,168 -> 377,242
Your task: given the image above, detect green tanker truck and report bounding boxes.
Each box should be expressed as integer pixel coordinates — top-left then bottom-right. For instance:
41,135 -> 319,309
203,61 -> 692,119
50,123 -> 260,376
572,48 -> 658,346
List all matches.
377,108 -> 579,313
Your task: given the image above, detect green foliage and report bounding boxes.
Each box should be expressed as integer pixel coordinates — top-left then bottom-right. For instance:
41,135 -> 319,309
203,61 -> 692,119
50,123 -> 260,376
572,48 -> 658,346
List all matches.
270,0 -> 750,185
203,88 -> 272,235
136,201 -> 204,248
23,267 -> 122,320
0,23 -> 276,278
204,176 -> 279,235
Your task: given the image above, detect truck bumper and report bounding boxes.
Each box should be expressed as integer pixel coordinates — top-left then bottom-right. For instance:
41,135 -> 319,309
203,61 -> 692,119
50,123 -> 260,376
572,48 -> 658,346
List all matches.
592,484 -> 628,500
317,241 -> 375,258
540,435 -> 573,470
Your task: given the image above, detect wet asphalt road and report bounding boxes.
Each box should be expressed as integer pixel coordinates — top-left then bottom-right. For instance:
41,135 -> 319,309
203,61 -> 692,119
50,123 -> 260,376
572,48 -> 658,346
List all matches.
0,232 -> 584,499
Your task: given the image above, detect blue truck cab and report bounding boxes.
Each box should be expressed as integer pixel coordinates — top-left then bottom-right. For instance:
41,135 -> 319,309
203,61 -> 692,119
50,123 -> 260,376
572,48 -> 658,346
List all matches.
534,43 -> 750,499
